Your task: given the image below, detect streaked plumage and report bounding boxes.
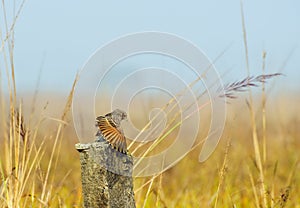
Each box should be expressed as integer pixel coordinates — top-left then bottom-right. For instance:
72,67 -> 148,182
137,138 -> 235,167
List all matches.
95,109 -> 127,154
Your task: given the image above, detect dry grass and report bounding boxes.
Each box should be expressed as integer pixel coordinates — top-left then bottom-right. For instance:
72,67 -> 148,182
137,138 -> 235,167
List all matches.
1,72 -> 299,208
0,1 -> 299,207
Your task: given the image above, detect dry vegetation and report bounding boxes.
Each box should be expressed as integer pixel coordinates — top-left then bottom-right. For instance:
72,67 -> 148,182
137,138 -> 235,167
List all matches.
1,1 -> 299,208
1,91 -> 299,208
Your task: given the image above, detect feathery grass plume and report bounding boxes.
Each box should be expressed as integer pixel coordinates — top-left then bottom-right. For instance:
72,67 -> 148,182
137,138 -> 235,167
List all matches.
219,73 -> 282,99
15,109 -> 29,144
213,138 -> 231,208
278,186 -> 290,208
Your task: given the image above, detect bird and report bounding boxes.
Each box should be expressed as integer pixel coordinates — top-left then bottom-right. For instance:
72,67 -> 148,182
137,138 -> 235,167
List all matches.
95,109 -> 128,154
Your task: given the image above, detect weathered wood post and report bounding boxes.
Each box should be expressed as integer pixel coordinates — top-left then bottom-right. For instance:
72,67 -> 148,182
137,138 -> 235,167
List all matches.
75,136 -> 136,208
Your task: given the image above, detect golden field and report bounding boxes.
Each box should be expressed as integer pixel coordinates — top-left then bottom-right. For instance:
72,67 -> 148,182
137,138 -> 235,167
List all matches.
0,2 -> 299,207
0,87 -> 299,207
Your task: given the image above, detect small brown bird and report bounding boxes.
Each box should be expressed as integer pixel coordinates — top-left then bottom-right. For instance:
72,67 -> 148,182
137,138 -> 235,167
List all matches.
95,109 -> 127,154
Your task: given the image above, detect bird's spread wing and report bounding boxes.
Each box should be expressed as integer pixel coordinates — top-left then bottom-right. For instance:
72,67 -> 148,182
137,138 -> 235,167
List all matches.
96,116 -> 127,153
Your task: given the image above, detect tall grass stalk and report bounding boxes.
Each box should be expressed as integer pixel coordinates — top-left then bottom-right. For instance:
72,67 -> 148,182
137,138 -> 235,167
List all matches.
0,2 -> 78,206
248,166 -> 260,208
241,2 -> 267,207
261,51 -> 267,164
213,138 -> 231,208
128,45 -> 231,151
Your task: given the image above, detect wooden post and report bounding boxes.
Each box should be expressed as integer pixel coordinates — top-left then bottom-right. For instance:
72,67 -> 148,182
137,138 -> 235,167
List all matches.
75,137 -> 136,208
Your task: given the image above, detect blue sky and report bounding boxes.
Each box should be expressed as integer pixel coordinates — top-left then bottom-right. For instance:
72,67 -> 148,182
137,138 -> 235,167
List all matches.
1,0 -> 299,94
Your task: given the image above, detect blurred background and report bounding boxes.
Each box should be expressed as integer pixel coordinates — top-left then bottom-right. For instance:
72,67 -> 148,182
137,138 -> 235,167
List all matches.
1,0 -> 299,94
0,1 -> 299,207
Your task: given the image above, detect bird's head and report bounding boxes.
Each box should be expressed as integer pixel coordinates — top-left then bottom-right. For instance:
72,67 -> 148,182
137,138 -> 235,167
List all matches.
107,109 -> 127,126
